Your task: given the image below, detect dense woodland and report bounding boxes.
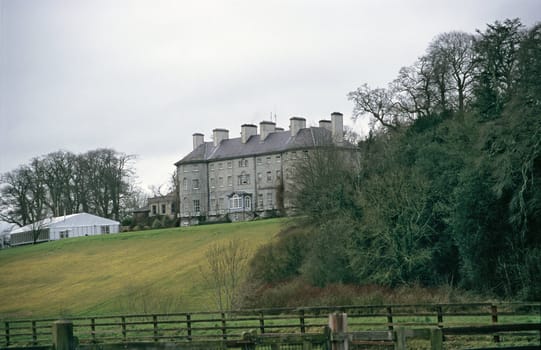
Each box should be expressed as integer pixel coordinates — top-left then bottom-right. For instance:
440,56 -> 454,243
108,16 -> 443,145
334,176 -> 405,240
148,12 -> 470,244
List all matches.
248,19 -> 541,301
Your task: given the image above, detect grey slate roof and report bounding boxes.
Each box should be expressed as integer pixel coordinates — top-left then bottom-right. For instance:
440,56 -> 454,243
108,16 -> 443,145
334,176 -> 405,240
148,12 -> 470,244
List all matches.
175,127 -> 347,165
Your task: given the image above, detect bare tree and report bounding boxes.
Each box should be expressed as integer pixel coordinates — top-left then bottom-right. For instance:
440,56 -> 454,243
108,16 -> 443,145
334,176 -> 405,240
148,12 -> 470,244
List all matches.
201,239 -> 248,312
348,84 -> 401,131
427,31 -> 476,114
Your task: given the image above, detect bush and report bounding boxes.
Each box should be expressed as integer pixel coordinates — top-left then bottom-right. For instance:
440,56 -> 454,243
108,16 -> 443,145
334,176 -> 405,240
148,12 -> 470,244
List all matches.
151,218 -> 162,229
121,216 -> 134,227
247,225 -> 308,283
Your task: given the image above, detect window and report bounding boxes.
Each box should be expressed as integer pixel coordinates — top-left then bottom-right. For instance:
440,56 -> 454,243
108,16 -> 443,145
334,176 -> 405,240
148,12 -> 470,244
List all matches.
257,157 -> 262,165
101,226 -> 110,234
266,156 -> 271,164
219,162 -> 223,169
211,198 -> 217,210
267,192 -> 273,206
245,196 -> 251,210
152,205 -> 157,215
218,177 -> 224,187
219,197 -> 224,209
276,170 -> 281,179
238,172 -> 250,185
303,150 -> 309,159
227,161 -> 232,168
161,204 -> 166,214
227,176 -> 232,186
292,151 -> 297,159
192,165 -> 199,172
257,173 -> 262,181
276,155 -> 281,163
192,179 -> 199,190
239,159 -> 248,167
183,178 -> 188,191
210,164 -> 214,171
266,171 -> 272,182
230,195 -> 242,209
210,177 -> 216,188
258,194 -> 264,208
171,202 -> 176,214
193,199 -> 200,212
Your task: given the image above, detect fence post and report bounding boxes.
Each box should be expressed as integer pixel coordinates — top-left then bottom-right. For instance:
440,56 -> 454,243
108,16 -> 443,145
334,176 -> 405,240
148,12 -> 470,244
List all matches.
259,312 -> 265,334
4,321 -> 10,347
121,316 -> 126,342
394,327 -> 406,350
52,320 -> 74,350
387,307 -> 394,330
436,306 -> 443,328
186,314 -> 192,341
90,318 -> 96,343
430,328 -> 443,350
153,315 -> 158,342
491,304 -> 500,343
300,309 -> 306,333
328,312 -> 348,350
221,312 -> 227,340
32,321 -> 37,345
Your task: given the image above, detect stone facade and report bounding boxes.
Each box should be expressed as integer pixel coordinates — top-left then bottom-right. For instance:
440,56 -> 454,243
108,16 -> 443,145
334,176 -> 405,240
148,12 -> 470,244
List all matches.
175,112 -> 351,226
148,192 -> 177,219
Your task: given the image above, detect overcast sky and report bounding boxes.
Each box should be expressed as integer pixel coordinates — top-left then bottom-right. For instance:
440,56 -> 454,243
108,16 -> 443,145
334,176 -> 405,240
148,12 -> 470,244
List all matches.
1,0 -> 540,192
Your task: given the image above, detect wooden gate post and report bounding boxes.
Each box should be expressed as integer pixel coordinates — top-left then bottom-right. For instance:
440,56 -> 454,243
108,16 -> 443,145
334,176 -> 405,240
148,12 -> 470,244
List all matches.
328,312 -> 348,350
52,320 -> 74,350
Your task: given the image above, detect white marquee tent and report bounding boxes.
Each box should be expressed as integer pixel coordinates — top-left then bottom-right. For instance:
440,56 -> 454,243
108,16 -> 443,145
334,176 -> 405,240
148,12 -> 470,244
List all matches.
9,213 -> 120,246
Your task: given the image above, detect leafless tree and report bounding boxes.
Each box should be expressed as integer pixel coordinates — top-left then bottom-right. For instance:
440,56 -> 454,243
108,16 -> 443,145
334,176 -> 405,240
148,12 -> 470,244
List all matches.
201,239 -> 248,312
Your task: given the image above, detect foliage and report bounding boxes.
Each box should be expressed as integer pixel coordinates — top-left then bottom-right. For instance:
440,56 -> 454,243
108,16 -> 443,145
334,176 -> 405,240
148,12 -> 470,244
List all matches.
250,19 -> 541,301
0,148 -> 142,227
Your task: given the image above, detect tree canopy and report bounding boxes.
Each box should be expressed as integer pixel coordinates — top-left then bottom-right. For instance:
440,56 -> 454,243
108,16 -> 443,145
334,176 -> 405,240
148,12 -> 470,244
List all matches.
249,19 -> 541,300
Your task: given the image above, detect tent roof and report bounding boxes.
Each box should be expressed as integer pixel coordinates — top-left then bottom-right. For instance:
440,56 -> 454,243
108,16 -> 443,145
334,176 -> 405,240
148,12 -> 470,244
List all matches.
10,213 -> 119,234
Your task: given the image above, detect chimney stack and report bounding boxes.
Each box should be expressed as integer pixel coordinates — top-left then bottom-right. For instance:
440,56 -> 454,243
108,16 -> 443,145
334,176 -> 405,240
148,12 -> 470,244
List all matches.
241,124 -> 257,144
193,133 -> 204,150
289,117 -> 306,136
260,121 -> 276,141
213,128 -> 229,146
331,112 -> 344,144
319,120 -> 332,131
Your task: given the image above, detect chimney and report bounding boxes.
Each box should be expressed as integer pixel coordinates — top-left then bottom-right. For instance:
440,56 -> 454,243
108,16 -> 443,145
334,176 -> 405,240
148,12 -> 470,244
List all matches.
259,121 -> 276,141
331,112 -> 344,144
241,124 -> 257,144
319,120 -> 332,131
289,117 -> 306,136
193,133 -> 204,150
213,128 -> 229,146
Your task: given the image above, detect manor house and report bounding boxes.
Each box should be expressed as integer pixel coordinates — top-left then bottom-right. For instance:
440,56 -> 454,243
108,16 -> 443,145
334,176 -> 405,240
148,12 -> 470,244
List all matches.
175,112 -> 351,226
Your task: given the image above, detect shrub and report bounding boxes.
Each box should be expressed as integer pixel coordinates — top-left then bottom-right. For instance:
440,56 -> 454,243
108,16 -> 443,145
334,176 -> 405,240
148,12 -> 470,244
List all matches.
151,218 -> 162,229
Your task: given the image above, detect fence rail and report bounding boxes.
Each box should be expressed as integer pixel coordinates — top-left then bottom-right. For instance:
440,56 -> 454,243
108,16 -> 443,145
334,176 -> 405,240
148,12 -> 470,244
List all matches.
1,302 -> 540,349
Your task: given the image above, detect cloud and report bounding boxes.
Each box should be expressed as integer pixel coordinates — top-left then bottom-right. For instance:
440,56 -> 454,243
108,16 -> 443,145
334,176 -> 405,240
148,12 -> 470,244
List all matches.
1,0 -> 540,190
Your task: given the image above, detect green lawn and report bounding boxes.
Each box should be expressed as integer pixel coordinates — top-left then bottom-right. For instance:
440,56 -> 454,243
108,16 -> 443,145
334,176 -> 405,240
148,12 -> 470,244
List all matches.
0,218 -> 285,319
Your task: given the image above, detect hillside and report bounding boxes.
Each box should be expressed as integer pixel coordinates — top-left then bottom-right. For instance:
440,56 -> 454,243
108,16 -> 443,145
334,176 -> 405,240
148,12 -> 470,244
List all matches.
0,218 -> 285,319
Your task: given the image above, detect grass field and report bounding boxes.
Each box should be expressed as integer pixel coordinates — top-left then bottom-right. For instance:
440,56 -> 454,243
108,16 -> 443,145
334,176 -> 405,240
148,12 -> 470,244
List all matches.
0,218 -> 286,319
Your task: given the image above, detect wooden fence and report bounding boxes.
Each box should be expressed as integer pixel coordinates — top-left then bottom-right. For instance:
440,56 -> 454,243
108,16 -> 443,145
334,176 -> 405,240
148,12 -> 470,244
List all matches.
1,303 -> 539,349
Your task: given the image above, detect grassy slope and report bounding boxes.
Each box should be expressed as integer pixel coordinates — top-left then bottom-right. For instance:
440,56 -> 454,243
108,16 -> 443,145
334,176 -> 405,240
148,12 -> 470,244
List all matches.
0,218 -> 285,319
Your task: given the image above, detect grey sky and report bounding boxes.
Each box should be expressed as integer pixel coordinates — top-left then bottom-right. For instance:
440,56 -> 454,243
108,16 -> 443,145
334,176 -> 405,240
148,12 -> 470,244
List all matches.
1,0 -> 540,192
